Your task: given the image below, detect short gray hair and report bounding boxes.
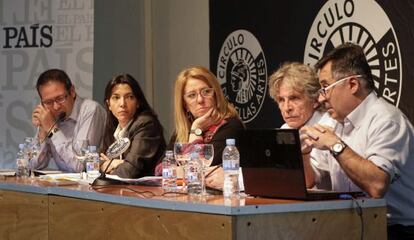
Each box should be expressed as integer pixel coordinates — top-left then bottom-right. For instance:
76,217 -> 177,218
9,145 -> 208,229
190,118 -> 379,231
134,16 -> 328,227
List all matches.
268,62 -> 320,108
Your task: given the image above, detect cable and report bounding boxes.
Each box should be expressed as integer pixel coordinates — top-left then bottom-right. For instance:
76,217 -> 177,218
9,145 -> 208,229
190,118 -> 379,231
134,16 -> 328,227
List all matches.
90,185 -> 157,198
352,196 -> 364,240
161,191 -> 187,197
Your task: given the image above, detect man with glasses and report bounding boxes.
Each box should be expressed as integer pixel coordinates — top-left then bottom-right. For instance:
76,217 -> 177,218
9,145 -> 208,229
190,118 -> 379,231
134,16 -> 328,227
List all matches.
31,69 -> 106,172
300,43 -> 414,239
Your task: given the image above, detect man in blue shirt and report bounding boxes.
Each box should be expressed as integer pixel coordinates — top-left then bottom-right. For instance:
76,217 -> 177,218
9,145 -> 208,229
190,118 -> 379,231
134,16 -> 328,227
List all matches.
31,69 -> 106,172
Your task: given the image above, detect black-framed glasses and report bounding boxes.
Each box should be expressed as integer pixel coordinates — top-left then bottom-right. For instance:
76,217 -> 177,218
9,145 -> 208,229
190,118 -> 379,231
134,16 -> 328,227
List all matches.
42,93 -> 69,107
184,88 -> 215,102
318,75 -> 362,97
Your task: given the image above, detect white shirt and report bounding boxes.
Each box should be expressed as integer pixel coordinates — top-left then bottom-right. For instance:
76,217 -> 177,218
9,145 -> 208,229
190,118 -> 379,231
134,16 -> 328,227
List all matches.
312,92 -> 414,226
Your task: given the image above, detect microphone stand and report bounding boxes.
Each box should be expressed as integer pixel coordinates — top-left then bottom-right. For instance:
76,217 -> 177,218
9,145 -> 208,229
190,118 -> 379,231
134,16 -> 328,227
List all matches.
92,138 -> 131,186
91,154 -> 126,186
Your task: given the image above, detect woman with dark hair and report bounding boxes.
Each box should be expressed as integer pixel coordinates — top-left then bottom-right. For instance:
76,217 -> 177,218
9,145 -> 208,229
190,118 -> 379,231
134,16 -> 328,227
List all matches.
100,74 -> 166,178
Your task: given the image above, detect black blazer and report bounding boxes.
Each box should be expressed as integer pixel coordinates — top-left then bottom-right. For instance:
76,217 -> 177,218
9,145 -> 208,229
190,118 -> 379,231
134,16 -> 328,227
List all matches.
112,112 -> 166,178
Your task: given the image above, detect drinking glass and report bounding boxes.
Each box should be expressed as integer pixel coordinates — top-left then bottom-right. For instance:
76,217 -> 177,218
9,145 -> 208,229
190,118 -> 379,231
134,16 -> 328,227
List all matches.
72,139 -> 89,178
24,137 -> 40,159
194,144 -> 214,196
174,143 -> 194,188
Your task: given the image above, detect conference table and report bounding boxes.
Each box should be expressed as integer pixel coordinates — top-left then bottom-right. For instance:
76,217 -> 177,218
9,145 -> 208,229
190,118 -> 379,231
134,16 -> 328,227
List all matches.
0,176 -> 386,240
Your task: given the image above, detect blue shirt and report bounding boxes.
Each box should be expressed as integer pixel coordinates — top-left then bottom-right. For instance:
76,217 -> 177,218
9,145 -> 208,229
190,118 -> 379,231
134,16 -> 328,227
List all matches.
31,95 -> 106,172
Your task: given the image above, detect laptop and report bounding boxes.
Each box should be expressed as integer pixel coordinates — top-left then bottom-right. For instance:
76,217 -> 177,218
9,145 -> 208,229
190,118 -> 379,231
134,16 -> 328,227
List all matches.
236,128 -> 364,200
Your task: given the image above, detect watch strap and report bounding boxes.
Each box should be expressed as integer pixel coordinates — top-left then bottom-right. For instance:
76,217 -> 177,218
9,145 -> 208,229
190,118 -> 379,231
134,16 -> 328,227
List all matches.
330,140 -> 347,157
189,128 -> 203,136
48,127 -> 59,138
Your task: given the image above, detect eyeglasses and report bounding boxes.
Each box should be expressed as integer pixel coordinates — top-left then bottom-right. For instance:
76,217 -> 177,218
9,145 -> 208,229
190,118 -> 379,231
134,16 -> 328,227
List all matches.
184,88 -> 215,102
42,93 -> 69,107
318,75 -> 362,97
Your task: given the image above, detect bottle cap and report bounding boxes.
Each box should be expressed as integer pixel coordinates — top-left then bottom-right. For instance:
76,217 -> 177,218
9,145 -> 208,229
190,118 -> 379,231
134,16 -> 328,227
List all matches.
89,145 -> 97,152
165,150 -> 174,157
226,139 -> 235,146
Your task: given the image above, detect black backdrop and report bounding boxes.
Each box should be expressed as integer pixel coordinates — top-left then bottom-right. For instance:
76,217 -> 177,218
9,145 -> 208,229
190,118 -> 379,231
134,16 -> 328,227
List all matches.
210,0 -> 414,128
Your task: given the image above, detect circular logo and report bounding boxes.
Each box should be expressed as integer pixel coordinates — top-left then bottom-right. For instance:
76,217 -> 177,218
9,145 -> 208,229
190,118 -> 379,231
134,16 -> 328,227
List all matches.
217,29 -> 267,123
304,0 -> 402,106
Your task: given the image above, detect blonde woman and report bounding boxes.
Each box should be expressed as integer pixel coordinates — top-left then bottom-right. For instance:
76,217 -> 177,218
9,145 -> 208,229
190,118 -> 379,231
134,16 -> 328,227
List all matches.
172,66 -> 243,165
155,66 -> 244,177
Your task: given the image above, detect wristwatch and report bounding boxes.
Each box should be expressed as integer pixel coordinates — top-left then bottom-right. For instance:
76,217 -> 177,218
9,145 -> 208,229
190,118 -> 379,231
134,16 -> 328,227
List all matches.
48,127 -> 59,138
189,128 -> 203,136
330,140 -> 347,157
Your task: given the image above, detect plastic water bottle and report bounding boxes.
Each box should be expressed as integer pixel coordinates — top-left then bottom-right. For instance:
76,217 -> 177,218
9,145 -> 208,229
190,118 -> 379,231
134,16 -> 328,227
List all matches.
86,146 -> 100,177
162,150 -> 177,192
16,143 -> 30,177
186,151 -> 201,195
222,139 -> 240,198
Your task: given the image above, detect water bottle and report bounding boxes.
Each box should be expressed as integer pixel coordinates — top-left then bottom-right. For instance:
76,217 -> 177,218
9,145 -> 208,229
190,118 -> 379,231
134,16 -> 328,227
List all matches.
16,143 -> 30,177
86,146 -> 100,178
186,151 -> 201,195
222,139 -> 240,198
162,150 -> 178,192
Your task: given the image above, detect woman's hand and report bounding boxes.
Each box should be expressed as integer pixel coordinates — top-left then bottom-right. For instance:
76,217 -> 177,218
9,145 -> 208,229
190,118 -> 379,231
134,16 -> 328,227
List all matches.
154,162 -> 163,176
205,166 -> 223,190
100,153 -> 124,173
191,108 -> 222,131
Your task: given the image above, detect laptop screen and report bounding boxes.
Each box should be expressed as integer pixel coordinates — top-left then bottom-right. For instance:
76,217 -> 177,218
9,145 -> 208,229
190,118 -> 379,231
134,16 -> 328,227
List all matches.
237,128 -> 308,199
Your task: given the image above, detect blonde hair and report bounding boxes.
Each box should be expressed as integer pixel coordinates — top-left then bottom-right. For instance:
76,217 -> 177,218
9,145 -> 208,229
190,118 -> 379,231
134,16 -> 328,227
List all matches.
268,62 -> 320,108
174,66 -> 239,142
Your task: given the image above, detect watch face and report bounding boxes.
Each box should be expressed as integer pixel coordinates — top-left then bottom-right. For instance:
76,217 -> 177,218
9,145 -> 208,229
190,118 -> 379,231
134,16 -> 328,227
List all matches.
195,128 -> 202,136
333,143 -> 343,152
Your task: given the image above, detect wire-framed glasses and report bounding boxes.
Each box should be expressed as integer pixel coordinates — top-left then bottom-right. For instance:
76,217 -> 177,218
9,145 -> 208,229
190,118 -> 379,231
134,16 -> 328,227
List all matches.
184,88 -> 215,102
42,93 -> 69,107
318,75 -> 362,97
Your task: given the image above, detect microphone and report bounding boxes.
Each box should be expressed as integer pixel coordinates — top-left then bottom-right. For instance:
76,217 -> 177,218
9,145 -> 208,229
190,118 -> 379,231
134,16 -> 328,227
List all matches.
92,138 -> 131,186
41,112 -> 66,143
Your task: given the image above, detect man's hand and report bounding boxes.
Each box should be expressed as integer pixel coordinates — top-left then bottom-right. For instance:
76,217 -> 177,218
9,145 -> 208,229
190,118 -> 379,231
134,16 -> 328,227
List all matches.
32,104 -> 55,132
300,124 -> 340,151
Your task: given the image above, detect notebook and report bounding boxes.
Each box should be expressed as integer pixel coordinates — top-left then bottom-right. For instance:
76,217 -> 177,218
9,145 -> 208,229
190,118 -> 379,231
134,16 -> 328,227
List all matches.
236,128 -> 364,200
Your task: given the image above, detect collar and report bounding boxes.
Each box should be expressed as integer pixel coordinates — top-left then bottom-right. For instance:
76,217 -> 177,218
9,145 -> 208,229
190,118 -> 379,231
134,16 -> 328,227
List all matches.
305,110 -> 324,126
343,91 -> 378,131
113,119 -> 133,140
67,95 -> 83,122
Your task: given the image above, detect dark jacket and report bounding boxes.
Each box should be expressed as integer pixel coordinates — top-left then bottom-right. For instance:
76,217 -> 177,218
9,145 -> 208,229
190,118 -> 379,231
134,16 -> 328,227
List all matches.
112,112 -> 166,178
